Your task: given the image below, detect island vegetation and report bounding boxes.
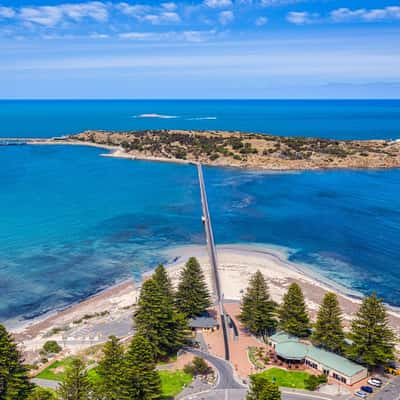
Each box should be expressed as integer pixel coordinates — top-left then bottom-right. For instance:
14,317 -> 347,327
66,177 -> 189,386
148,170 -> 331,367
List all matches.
62,129 -> 400,170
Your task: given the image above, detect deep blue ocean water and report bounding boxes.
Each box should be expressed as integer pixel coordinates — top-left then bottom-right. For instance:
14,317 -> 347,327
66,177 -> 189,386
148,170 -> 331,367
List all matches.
1,100 -> 400,323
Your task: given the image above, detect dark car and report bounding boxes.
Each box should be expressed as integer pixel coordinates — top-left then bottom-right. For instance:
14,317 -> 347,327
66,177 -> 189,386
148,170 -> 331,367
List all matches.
361,386 -> 374,393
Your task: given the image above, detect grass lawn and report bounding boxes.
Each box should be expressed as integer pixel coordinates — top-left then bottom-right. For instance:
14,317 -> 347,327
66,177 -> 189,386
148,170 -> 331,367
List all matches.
254,367 -> 311,389
36,358 -> 192,399
159,370 -> 193,399
35,357 -> 76,381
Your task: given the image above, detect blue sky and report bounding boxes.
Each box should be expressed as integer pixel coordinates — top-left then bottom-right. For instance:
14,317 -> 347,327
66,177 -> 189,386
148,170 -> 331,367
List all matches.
1,0 -> 400,98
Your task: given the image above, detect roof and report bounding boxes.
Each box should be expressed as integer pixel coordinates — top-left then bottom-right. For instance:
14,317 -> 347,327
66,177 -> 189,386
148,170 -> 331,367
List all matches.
269,332 -> 299,344
306,346 -> 366,377
269,331 -> 366,377
275,341 -> 308,361
189,316 -> 219,329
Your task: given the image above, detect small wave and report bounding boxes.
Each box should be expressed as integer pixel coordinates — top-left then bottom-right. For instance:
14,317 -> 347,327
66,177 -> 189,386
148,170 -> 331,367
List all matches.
186,116 -> 217,121
132,114 -> 178,119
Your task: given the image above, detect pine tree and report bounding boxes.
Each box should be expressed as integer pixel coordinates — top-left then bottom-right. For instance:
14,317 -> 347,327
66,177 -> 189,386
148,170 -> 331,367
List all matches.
247,374 -> 281,400
279,283 -> 310,337
58,358 -> 90,400
123,335 -> 161,400
239,270 -> 277,337
135,278 -> 187,360
153,264 -> 174,303
97,336 -> 125,400
312,292 -> 344,353
28,387 -> 57,400
0,324 -> 33,400
348,293 -> 396,369
175,257 -> 212,318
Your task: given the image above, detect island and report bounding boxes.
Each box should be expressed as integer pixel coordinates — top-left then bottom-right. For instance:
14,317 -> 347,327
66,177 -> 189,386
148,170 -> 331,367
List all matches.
53,129 -> 400,170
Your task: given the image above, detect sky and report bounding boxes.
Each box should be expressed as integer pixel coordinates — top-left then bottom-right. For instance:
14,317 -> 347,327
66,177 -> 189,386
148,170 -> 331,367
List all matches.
1,0 -> 400,98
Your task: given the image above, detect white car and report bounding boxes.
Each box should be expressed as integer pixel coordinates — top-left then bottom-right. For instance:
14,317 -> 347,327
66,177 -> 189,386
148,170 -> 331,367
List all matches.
367,378 -> 382,387
354,391 -> 368,399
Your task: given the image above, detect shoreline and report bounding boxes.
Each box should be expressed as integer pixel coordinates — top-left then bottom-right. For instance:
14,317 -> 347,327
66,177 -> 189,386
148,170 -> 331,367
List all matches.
28,139 -> 400,172
11,242 -> 400,362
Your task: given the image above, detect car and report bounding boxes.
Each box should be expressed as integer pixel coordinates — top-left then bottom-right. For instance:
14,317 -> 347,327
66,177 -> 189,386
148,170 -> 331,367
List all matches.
354,391 -> 368,399
361,386 -> 373,393
368,377 -> 382,387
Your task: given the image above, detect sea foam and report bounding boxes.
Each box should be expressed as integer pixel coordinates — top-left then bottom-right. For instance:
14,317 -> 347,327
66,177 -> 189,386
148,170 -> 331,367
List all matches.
132,113 -> 178,119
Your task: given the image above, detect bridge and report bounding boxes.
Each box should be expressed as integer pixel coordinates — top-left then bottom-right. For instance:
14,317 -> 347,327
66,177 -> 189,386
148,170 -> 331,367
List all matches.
0,138 -> 52,146
197,163 -> 231,361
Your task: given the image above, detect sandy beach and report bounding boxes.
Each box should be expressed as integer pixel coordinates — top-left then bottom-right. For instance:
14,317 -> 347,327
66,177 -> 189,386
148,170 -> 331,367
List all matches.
12,243 -> 400,363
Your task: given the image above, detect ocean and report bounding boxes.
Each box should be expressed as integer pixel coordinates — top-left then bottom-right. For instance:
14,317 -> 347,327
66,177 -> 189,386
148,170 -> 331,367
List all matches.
1,100 -> 400,323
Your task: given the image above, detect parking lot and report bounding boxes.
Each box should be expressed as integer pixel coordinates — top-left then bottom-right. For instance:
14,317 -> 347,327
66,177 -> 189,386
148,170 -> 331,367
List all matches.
352,376 -> 400,400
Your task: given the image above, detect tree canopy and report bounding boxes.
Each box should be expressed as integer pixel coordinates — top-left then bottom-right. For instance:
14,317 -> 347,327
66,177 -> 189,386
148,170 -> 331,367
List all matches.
347,293 -> 396,368
58,358 -> 90,400
239,270 -> 277,337
312,292 -> 344,353
279,283 -> 310,337
124,335 -> 161,400
246,374 -> 281,400
96,336 -> 125,400
153,264 -> 174,304
175,257 -> 212,318
0,324 -> 33,400
135,277 -> 187,360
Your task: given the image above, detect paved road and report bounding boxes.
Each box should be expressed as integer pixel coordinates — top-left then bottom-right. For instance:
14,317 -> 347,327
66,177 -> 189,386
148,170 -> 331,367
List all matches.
187,348 -> 244,390
31,378 -> 60,390
180,387 -> 346,400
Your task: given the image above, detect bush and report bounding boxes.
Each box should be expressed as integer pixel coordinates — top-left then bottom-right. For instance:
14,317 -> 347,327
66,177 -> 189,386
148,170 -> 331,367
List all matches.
210,153 -> 219,161
183,357 -> 212,376
305,374 -> 327,390
42,340 -> 62,354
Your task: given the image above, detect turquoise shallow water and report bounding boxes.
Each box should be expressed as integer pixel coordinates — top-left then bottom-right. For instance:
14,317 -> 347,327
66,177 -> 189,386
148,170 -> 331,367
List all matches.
1,100 -> 400,323
1,99 -> 400,140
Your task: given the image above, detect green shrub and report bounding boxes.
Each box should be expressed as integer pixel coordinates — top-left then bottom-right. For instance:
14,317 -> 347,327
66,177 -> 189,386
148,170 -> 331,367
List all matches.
183,357 -> 212,376
305,374 -> 327,390
42,340 -> 62,354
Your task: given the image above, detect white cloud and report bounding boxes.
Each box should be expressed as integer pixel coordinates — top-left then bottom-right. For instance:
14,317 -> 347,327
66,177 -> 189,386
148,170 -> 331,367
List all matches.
118,31 -> 161,40
18,2 -> 108,27
142,11 -> 180,24
204,0 -> 232,9
116,3 -> 180,24
162,2 -> 178,11
261,0 -> 304,7
19,6 -> 64,26
286,11 -> 318,25
330,6 -> 400,22
255,16 -> 268,26
219,10 -> 234,24
116,3 -> 150,17
90,32 -> 109,38
0,6 -> 15,18
117,29 -> 215,42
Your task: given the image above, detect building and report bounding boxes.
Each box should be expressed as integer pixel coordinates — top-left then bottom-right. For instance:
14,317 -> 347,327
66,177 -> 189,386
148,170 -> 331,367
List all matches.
188,316 -> 219,333
268,332 -> 368,386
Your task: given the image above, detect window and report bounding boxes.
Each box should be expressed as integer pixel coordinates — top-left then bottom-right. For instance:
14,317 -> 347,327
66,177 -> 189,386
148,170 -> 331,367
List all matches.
332,373 -> 347,384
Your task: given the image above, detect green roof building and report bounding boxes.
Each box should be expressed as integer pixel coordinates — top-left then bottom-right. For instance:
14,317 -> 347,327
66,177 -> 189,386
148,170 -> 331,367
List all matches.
269,332 -> 368,386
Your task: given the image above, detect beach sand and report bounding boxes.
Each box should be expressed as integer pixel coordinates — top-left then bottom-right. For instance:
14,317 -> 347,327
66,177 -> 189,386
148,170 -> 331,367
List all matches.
13,243 -> 400,363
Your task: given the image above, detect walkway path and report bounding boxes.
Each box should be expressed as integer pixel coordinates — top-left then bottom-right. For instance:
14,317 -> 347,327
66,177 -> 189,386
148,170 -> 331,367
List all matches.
197,163 -> 230,361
